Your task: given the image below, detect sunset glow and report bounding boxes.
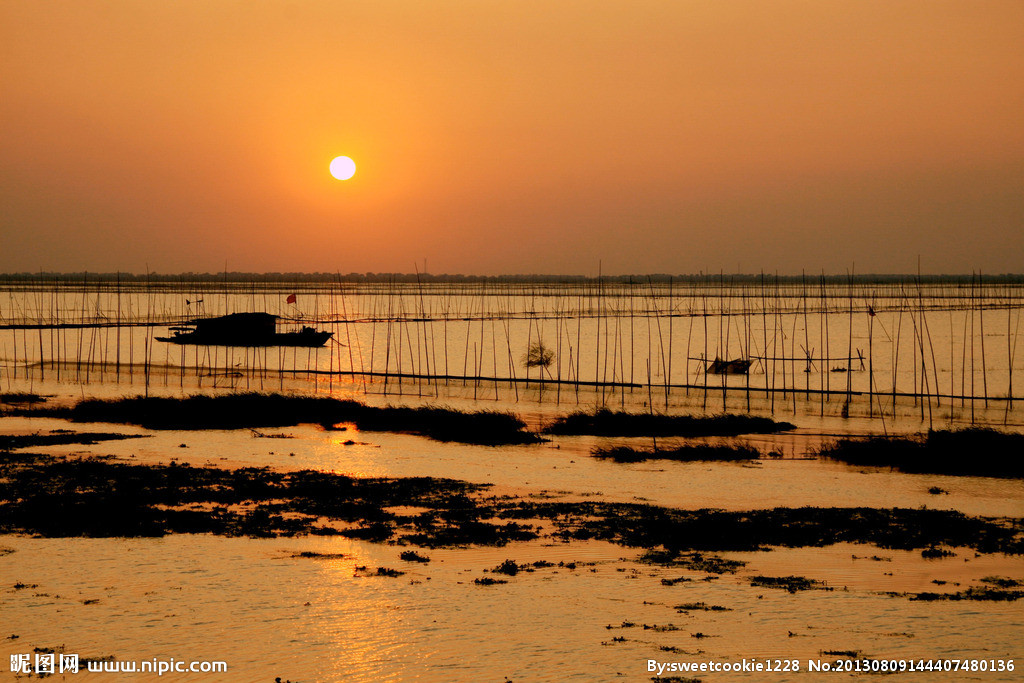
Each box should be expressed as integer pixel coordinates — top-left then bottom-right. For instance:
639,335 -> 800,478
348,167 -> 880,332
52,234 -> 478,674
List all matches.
2,1 -> 1022,274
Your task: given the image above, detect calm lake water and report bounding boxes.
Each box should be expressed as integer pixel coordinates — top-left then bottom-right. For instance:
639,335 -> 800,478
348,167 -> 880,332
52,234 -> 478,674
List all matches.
2,280 -> 1022,681
3,280 -> 1023,425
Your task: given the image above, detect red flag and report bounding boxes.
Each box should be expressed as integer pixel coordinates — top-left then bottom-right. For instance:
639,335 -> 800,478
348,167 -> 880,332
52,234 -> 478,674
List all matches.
286,294 -> 297,304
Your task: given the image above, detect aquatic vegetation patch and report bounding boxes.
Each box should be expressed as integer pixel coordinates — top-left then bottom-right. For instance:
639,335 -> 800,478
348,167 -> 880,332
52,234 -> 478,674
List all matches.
660,577 -> 692,586
749,575 -> 833,592
980,576 -> 1023,588
503,500 -> 1024,554
888,587 -> 1024,602
2,453 -> 1022,556
19,393 -> 543,446
591,444 -> 761,463
473,577 -> 507,585
354,566 -> 405,578
0,452 -> 495,541
640,551 -> 746,574
543,409 -> 794,437
673,603 -> 730,612
399,550 -> 430,563
491,559 -> 521,576
816,428 -> 1024,478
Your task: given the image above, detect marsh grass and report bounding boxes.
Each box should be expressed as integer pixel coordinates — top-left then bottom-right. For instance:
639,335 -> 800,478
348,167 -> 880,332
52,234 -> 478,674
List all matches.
592,444 -> 760,463
19,393 -> 542,446
816,428 -> 1024,478
543,409 -> 794,437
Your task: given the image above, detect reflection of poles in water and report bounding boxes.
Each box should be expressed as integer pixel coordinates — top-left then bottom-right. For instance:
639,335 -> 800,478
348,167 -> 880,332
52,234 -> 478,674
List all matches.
970,273 -> 976,423
743,276 -> 751,412
575,287 -> 582,402
490,316 -> 498,401
36,272 -> 45,383
776,273 -> 784,406
720,273 -> 728,411
502,297 -> 519,401
115,272 -> 121,383
867,297 -> 874,418
760,272 -> 769,413
685,281 -> 695,399
893,299 -> 904,420
629,277 -> 636,390
1007,304 -> 1021,425
979,269 -> 988,409
820,272 -> 828,416
846,269 -> 853,412
790,312 -> 798,415
1008,303 -> 1016,419
378,288 -> 389,395
702,279 -> 708,412
915,270 -> 932,428
442,288 -> 450,389
555,295 -> 562,406
476,287 -> 484,399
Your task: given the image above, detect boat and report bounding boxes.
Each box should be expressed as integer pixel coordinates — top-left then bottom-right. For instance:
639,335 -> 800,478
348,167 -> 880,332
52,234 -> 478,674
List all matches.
706,357 -> 752,375
155,313 -> 332,347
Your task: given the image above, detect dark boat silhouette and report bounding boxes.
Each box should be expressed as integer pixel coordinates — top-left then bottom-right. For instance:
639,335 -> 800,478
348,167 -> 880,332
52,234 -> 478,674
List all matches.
155,312 -> 332,347
706,357 -> 752,375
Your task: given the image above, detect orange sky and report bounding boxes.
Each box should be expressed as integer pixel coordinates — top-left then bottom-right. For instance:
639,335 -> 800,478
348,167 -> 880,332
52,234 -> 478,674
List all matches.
2,1 -> 1022,275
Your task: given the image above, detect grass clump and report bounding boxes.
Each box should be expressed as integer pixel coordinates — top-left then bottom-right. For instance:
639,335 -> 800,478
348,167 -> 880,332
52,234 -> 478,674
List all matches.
0,392 -> 46,405
543,409 -> 794,437
750,575 -> 832,593
592,444 -> 760,463
816,428 -> 1024,478
901,587 -> 1024,602
474,577 -> 507,586
399,550 -> 430,563
674,602 -> 730,612
491,559 -> 521,576
20,393 -> 542,446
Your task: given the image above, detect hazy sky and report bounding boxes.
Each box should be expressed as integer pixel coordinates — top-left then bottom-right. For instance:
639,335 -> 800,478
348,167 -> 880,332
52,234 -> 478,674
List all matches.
2,1 -> 1022,275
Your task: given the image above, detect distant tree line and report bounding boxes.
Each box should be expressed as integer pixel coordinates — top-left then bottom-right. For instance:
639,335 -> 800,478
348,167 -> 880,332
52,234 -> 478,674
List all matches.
1,271 -> 1022,285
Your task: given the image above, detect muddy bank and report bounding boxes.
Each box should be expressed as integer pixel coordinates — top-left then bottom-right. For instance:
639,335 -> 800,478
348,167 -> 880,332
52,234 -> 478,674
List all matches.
542,409 -> 794,437
503,501 -> 1024,555
0,392 -> 46,407
817,428 -> 1024,478
2,451 -> 1021,555
1,431 -> 147,452
0,449 -> 503,541
15,393 -> 542,446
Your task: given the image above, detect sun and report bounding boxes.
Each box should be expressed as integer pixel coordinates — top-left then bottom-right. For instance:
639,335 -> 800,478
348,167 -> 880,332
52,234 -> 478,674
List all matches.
329,156 -> 356,180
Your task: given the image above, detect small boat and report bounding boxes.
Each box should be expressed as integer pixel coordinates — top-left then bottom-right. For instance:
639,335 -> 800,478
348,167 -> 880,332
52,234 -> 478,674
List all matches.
706,357 -> 751,375
155,313 -> 332,347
